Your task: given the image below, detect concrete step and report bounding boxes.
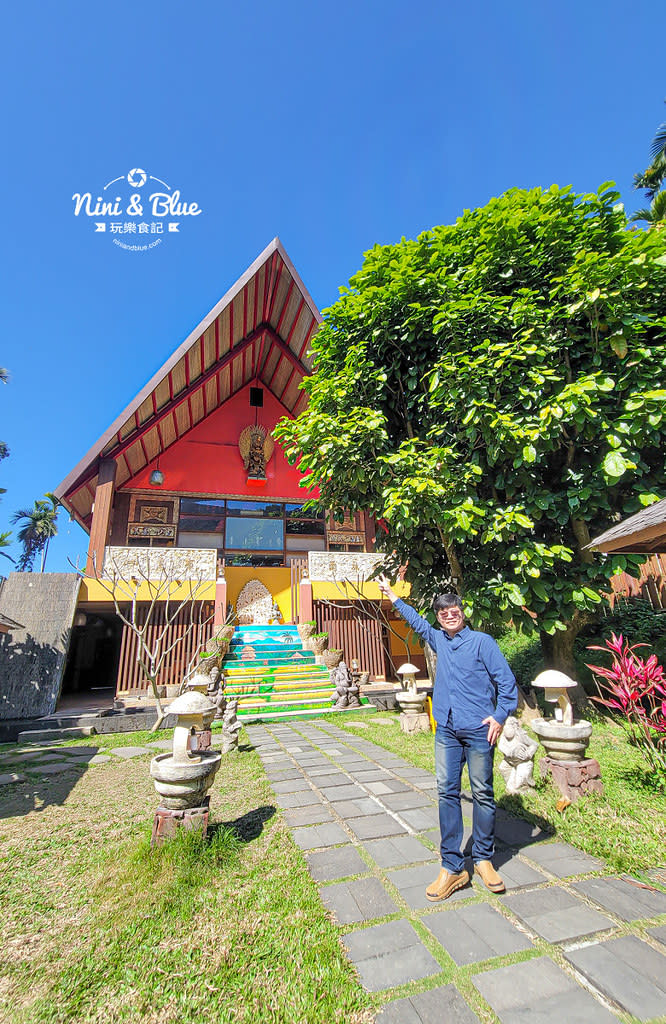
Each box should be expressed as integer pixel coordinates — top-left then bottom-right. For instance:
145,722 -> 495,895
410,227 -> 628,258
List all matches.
17,726 -> 98,743
240,703 -> 376,723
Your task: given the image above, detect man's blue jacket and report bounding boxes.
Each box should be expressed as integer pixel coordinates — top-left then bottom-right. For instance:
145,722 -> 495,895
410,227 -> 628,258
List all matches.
394,598 -> 517,731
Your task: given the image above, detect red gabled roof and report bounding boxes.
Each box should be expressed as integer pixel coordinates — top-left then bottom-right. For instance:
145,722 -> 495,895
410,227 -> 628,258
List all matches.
55,238 -> 321,530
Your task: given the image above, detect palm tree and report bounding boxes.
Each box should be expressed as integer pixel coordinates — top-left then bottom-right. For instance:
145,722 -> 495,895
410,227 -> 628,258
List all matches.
630,190 -> 666,226
634,106 -> 666,201
11,494 -> 61,572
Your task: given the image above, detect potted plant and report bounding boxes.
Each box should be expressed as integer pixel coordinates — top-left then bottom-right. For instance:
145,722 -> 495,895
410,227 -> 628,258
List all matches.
309,631 -> 329,656
322,648 -> 343,669
297,620 -> 316,642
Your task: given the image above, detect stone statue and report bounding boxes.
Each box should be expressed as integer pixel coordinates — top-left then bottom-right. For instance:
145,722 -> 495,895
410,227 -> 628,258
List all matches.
498,716 -> 538,794
331,661 -> 361,710
222,698 -> 241,753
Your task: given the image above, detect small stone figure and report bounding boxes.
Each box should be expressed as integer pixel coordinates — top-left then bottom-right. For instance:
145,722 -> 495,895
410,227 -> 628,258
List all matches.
498,716 -> 538,794
222,698 -> 241,753
246,428 -> 267,479
331,661 -> 361,710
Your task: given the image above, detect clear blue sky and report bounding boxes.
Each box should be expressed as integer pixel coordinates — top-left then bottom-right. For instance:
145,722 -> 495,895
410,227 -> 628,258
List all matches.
1,0 -> 664,572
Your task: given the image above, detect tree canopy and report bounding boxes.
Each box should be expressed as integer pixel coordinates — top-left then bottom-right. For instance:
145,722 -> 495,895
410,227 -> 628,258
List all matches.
11,494 -> 60,572
276,184 -> 666,669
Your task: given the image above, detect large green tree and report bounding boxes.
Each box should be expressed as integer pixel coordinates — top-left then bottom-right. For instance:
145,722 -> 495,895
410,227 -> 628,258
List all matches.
276,184 -> 666,673
633,104 -> 666,225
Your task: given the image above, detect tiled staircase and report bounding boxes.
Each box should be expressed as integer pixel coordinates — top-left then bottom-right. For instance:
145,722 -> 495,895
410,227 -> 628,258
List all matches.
221,624 -> 375,722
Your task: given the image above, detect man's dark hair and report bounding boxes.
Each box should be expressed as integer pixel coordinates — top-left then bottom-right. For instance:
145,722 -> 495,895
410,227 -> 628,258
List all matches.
432,593 -> 464,613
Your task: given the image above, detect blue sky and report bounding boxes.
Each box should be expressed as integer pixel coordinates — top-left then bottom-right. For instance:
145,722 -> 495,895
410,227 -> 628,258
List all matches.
1,0 -> 665,572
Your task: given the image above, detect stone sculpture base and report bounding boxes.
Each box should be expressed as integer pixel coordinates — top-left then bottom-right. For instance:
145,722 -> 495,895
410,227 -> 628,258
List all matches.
151,798 -> 210,846
193,728 -> 212,752
399,711 -> 431,735
540,757 -> 603,802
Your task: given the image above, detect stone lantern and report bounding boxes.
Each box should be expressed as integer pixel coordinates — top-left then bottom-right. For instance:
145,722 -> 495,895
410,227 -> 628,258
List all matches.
395,663 -> 430,734
530,669 -> 602,802
149,690 -> 222,844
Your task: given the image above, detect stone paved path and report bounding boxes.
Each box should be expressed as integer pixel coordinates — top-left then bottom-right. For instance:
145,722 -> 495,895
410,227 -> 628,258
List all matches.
244,720 -> 666,1024
2,721 -> 666,1022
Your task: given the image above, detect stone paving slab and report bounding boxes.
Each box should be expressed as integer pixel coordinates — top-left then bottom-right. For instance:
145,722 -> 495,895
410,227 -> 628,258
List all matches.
570,875 -> 666,921
319,784 -> 367,802
347,813 -> 408,841
649,924 -> 666,948
290,822 -> 350,850
378,791 -> 434,812
270,778 -> 313,794
305,846 -> 368,882
331,797 -> 383,819
0,772 -> 27,785
503,887 -> 615,943
274,790 -> 323,808
89,754 -> 113,765
263,768 -> 304,781
494,853 -> 549,890
494,815 -> 551,848
144,740 -> 173,750
565,934 -> 666,1021
472,955 -> 618,1024
348,769 -> 395,783
522,841 -> 605,878
397,807 -> 440,833
376,983 -> 481,1024
30,762 -> 80,775
109,746 -> 153,759
423,902 -> 534,966
320,876 -> 400,924
364,780 -> 410,795
388,863 -> 472,911
363,835 -> 433,870
309,772 -> 347,788
342,919 -> 442,992
282,804 -> 336,827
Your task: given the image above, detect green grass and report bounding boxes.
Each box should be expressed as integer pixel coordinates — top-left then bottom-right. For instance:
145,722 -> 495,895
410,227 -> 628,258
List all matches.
0,736 -> 376,1024
334,711 -> 666,879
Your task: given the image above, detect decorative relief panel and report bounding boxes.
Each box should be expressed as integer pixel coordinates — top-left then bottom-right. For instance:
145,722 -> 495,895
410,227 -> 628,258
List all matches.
308,551 -> 384,582
102,546 -> 218,581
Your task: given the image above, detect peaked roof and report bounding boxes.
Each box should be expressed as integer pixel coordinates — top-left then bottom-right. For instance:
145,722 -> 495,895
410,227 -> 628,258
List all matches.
588,497 -> 666,554
55,239 -> 321,529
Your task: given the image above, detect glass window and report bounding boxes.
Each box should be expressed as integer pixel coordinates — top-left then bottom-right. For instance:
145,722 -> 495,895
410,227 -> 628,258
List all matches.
179,515 -> 225,533
226,553 -> 283,567
285,503 -> 325,520
286,518 -> 326,536
225,517 -> 283,551
226,500 -> 282,518
180,499 -> 226,516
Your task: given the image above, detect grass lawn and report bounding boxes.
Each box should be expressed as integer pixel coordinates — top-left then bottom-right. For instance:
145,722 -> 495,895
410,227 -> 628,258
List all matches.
1,709 -> 664,1024
0,733 -> 375,1024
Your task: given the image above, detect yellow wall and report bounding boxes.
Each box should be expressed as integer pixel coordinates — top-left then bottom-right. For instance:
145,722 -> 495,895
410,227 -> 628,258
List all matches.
224,567 -> 294,621
78,578 -> 217,604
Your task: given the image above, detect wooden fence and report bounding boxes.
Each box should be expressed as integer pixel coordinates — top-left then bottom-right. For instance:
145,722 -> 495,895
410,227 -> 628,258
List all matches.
314,599 -> 389,680
608,554 -> 666,610
116,602 -> 215,695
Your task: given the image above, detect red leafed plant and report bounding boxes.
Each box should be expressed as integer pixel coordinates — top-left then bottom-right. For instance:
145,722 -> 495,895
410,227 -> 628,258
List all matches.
587,632 -> 666,788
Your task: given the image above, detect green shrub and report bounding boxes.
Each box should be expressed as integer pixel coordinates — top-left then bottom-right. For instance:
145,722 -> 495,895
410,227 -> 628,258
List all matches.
496,629 -> 544,689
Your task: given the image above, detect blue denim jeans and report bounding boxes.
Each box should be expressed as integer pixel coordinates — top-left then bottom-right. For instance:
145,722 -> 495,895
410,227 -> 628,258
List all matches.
434,718 -> 496,873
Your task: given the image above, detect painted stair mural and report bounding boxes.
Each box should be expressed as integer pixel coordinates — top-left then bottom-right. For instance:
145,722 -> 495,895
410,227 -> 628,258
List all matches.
221,624 -> 374,722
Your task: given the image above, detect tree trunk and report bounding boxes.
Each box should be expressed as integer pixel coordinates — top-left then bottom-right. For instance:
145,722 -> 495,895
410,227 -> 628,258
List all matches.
539,615 -> 589,706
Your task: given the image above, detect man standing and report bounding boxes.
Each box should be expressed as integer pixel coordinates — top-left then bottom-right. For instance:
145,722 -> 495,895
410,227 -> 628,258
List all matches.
377,575 -> 517,900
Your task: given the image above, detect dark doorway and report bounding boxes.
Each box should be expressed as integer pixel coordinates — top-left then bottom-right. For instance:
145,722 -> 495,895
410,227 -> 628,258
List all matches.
60,611 -> 123,704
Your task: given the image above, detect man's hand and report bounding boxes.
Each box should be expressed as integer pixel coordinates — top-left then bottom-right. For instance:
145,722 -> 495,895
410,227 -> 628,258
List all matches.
376,573 -> 398,603
482,716 -> 502,746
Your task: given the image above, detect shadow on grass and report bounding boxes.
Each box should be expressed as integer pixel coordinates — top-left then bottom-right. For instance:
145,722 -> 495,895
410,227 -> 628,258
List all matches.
210,803 -> 276,844
0,747 -> 100,820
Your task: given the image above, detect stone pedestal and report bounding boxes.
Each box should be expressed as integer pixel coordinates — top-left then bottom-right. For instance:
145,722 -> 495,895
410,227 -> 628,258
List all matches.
395,689 -> 431,734
151,798 -> 210,846
540,757 -> 603,802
